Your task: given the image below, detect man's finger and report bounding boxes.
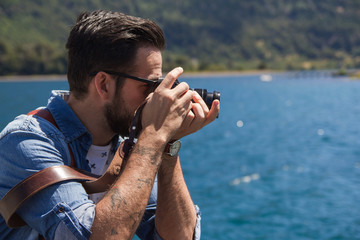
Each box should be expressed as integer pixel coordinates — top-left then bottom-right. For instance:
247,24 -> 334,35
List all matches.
191,102 -> 205,120
174,82 -> 191,98
192,91 -> 209,115
204,100 -> 220,125
158,67 -> 183,89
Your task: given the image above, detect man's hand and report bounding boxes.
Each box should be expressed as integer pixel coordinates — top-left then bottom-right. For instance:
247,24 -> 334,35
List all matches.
172,90 -> 220,140
141,67 -> 195,143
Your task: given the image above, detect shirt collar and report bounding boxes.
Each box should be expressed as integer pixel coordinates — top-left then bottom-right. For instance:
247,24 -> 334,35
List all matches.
47,90 -> 91,144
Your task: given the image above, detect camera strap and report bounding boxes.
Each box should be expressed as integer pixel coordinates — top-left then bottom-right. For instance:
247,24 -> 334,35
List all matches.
121,101 -> 147,159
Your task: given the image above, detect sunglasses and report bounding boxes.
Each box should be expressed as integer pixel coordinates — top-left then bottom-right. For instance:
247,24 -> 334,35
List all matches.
89,70 -> 164,86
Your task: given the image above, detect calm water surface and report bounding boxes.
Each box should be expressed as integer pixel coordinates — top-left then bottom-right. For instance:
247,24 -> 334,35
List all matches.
1,72 -> 360,239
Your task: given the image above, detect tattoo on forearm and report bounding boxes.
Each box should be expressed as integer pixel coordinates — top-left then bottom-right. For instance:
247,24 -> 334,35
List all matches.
110,188 -> 127,210
130,211 -> 143,228
111,228 -> 118,236
132,144 -> 161,166
137,178 -> 152,189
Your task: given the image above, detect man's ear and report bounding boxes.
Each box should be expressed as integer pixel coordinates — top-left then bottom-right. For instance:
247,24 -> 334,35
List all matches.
93,72 -> 115,101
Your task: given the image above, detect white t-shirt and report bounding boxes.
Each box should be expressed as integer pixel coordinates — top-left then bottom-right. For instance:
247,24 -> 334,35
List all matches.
85,144 -> 114,203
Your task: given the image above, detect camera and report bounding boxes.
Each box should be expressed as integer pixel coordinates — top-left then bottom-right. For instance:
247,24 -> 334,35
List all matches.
154,79 -> 220,109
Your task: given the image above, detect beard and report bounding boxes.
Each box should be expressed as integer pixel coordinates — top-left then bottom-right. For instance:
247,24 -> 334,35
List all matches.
104,94 -> 133,137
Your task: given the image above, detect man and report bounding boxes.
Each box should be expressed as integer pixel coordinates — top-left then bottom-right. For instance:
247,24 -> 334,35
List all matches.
0,10 -> 220,240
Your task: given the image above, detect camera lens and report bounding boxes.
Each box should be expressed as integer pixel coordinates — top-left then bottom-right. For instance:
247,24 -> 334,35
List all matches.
193,88 -> 221,109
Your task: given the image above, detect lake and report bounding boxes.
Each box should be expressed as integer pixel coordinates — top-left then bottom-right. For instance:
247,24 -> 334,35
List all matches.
1,72 -> 360,239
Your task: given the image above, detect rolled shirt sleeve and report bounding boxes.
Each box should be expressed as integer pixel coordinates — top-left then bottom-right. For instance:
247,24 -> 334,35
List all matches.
54,202 -> 95,240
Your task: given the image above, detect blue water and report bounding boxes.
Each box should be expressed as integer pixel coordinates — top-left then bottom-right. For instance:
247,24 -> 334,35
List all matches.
1,73 -> 360,239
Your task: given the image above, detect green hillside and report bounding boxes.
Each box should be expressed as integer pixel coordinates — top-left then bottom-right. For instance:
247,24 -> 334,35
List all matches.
1,0 -> 360,75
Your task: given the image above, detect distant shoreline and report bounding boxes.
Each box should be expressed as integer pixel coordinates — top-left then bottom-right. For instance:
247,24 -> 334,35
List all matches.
0,74 -> 68,82
0,70 -> 279,82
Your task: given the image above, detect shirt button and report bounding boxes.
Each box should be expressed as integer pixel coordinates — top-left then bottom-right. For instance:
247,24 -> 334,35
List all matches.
59,207 -> 65,213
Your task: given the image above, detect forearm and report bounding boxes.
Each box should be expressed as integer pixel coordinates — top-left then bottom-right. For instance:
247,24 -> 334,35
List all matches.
90,132 -> 166,239
155,155 -> 197,240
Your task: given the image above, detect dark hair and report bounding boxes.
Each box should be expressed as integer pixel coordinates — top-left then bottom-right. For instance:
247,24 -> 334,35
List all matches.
66,10 -> 166,99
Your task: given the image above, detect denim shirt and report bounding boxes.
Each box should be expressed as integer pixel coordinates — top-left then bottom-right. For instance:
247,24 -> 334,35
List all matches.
0,90 -> 201,239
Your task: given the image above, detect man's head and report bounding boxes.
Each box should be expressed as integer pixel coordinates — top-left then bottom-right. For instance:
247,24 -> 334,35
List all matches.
103,46 -> 163,137
66,10 -> 166,100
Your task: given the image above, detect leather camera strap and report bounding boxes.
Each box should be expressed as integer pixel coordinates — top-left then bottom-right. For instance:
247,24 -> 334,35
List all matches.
0,165 -> 98,228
